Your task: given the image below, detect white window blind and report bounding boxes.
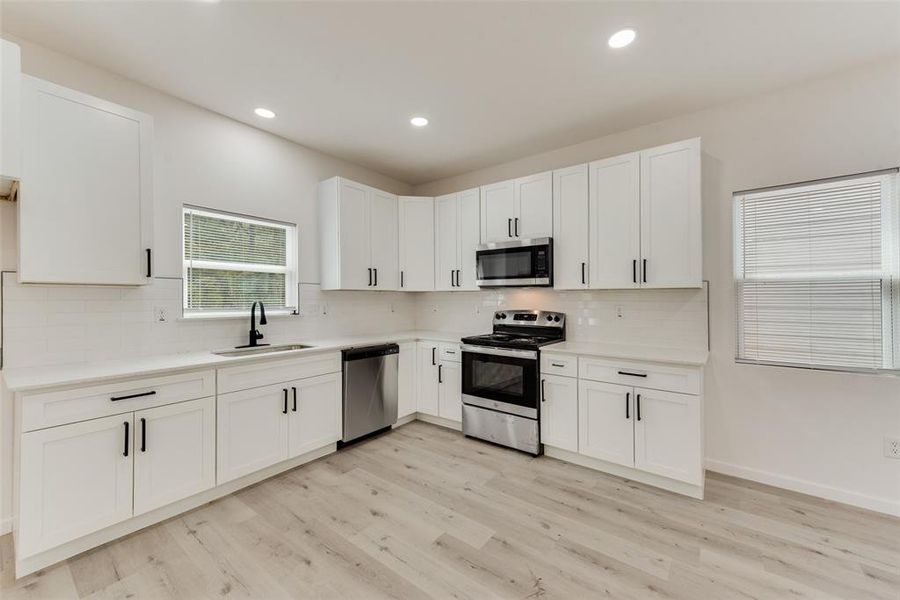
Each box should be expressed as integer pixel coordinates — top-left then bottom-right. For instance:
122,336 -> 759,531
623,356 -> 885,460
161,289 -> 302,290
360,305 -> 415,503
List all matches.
183,206 -> 298,317
735,171 -> 898,371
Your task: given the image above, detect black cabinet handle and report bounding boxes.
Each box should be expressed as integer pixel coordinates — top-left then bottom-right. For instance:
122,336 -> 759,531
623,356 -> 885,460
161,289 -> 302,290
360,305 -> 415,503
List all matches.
146,248 -> 152,278
374,268 -> 378,286
625,392 -> 630,419
581,262 -> 586,285
140,417 -> 147,452
432,347 -> 436,365
456,270 -> 461,287
368,268 -> 372,286
508,218 -> 513,238
438,364 -> 443,383
451,270 -> 455,287
642,259 -> 647,283
400,271 -> 404,288
636,394 -> 642,421
632,259 -> 637,284
111,390 -> 157,402
541,379 -> 546,402
292,387 -> 298,412
617,370 -> 647,378
514,218 -> 519,237
551,363 -> 565,368
282,389 -> 288,414
123,421 -> 130,457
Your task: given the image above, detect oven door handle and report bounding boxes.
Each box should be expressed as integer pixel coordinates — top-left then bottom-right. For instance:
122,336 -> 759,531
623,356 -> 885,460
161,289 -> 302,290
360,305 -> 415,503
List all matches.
460,344 -> 538,360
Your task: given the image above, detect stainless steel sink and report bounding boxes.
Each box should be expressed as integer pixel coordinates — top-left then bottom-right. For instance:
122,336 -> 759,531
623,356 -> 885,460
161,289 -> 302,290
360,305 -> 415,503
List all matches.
212,344 -> 313,357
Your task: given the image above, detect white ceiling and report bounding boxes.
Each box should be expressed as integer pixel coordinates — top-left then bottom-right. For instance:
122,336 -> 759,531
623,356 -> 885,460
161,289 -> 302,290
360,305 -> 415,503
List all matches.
2,1 -> 899,185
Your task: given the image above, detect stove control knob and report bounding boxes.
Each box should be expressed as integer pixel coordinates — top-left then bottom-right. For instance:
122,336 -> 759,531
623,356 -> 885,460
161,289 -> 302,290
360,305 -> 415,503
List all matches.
495,312 -> 502,319
546,315 -> 553,321
553,316 -> 561,322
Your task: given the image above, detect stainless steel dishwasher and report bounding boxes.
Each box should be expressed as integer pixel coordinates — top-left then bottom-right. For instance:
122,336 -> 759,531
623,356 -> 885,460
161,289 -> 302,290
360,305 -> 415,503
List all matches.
340,343 -> 399,445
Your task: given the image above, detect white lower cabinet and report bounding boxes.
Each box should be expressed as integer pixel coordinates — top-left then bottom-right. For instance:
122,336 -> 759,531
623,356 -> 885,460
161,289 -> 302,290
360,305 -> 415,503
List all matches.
541,351 -> 704,496
578,380 -> 634,467
19,414 -> 134,557
133,397 -> 216,516
288,372 -> 342,458
540,374 -> 578,452
438,361 -> 462,422
417,342 -> 440,416
633,387 -> 702,485
217,383 -> 291,484
398,342 -> 417,418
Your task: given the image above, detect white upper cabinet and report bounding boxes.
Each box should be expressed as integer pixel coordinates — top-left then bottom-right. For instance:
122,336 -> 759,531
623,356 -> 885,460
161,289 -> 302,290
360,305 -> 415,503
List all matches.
398,196 -> 435,290
514,171 -> 553,239
319,177 -> 399,290
481,173 -> 553,243
434,188 -> 480,291
1,39 -> 22,197
19,75 -> 153,285
552,164 -> 590,289
370,188 -> 399,289
588,139 -> 702,289
589,152 -> 641,289
640,138 -> 702,288
480,180 -> 515,242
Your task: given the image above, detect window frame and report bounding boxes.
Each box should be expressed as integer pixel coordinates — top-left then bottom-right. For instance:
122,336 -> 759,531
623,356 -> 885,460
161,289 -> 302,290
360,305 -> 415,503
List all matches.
181,205 -> 299,319
733,169 -> 899,374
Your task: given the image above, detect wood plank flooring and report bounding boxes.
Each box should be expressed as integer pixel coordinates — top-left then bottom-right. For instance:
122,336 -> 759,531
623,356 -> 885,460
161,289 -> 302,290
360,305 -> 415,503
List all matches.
2,421 -> 898,599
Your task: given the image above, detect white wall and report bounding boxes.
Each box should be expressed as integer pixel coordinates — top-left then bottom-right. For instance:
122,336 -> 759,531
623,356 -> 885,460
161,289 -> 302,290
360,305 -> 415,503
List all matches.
0,36 -> 418,532
414,58 -> 900,515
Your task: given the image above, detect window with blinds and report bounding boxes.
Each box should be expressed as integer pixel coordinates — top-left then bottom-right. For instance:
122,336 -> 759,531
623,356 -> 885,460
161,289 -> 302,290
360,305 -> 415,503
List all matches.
183,206 -> 298,317
734,171 -> 898,372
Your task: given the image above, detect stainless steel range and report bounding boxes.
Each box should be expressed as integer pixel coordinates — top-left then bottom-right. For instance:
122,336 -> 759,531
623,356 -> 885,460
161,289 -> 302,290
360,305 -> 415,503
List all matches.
460,310 -> 565,455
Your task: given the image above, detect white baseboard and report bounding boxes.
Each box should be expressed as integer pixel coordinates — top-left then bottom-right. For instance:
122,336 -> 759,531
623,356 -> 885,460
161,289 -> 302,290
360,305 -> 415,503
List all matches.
705,459 -> 900,517
414,412 -> 461,431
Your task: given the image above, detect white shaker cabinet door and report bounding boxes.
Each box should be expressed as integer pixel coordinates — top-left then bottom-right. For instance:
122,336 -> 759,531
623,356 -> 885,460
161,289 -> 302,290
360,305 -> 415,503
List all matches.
552,164 -> 590,289
19,76 -> 153,285
398,196 -> 435,291
639,138 -> 702,288
438,361 -> 462,423
578,380 -> 634,468
398,341 -> 417,418
370,189 -> 399,290
633,388 -> 702,485
337,178 -> 372,290
589,152 -> 641,289
456,187 -> 481,290
417,342 -> 440,416
540,374 -> 578,452
480,179 -> 515,243
434,193 -> 459,292
133,397 -> 216,516
288,372 -> 342,458
217,383 -> 290,484
514,171 -> 553,239
18,414 -> 134,557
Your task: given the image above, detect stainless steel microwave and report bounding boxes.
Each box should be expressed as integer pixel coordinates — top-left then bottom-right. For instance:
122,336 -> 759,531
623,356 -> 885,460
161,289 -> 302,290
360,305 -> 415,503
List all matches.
475,238 -> 553,287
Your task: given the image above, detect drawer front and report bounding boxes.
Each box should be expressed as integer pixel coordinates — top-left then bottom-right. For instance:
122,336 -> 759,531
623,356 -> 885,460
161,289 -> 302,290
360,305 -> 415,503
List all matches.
217,352 -> 342,394
540,353 -> 577,378
438,343 -> 461,363
21,370 -> 215,432
578,357 -> 700,396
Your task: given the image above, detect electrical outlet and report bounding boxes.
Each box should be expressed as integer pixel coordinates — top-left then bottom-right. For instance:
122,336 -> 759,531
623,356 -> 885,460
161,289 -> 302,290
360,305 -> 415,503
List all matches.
153,306 -> 168,323
885,437 -> 900,459
321,303 -> 328,316
615,305 -> 624,318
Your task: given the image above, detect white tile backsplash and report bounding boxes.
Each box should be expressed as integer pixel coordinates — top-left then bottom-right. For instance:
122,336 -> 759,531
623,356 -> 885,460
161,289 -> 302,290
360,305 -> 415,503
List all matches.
1,273 -> 707,369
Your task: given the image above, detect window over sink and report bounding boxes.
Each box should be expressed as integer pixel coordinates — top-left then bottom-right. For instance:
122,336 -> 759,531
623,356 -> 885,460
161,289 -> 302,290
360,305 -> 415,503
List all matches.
182,206 -> 298,318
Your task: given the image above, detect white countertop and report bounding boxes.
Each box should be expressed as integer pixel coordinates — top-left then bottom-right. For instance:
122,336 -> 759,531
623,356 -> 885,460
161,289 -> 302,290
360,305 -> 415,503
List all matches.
2,330 -> 469,393
542,341 -> 709,367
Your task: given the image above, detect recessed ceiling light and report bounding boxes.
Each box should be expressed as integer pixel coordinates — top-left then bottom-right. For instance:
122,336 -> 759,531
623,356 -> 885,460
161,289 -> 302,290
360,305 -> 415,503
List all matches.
254,107 -> 276,119
608,29 -> 636,49
410,116 -> 429,127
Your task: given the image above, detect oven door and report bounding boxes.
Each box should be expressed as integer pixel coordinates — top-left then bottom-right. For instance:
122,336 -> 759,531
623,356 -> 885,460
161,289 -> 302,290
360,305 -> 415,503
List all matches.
461,345 -> 539,418
475,238 -> 552,287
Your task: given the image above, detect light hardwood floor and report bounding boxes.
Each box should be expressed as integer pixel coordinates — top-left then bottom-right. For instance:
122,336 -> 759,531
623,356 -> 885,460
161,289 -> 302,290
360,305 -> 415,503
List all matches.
2,421 -> 898,599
